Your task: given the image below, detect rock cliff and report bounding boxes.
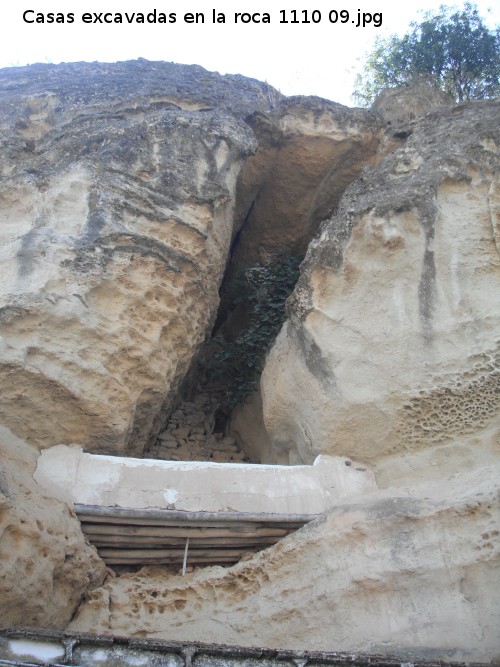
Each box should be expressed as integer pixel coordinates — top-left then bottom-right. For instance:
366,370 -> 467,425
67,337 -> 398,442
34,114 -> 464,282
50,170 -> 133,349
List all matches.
0,60 -> 382,457
262,99 -> 500,473
0,61 -> 263,457
0,61 -> 498,662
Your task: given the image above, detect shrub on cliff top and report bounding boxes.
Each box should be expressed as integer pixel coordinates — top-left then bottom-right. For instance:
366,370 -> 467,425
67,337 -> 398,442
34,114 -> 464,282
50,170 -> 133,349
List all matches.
353,3 -> 500,106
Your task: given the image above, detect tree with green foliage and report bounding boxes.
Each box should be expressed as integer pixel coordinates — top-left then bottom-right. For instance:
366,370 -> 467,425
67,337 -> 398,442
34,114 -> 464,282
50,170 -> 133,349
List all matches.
353,3 -> 500,106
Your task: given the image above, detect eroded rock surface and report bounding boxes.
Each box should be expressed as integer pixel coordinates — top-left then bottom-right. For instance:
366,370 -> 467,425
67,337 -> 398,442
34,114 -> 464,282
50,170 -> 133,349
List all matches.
262,99 -> 500,472
0,59 -> 386,636
372,84 -> 452,124
231,97 -> 383,266
0,61 -> 266,457
0,426 -> 106,627
0,61 -> 498,661
0,60 -> 383,458
69,465 -> 500,662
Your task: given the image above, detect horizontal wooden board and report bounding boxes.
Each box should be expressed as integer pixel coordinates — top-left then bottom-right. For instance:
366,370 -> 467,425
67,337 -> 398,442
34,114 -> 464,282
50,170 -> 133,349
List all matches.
88,535 -> 282,547
78,516 -> 308,530
80,523 -> 291,539
104,557 -> 243,565
97,547 -> 254,560
75,504 -> 316,524
76,504 -> 314,568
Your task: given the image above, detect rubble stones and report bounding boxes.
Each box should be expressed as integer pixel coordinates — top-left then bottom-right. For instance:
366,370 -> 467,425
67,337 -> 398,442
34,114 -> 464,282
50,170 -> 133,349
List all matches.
145,394 -> 250,463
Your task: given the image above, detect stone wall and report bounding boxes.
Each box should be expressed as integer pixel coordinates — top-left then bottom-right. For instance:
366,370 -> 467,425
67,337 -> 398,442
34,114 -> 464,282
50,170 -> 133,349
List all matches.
2,630 -> 486,667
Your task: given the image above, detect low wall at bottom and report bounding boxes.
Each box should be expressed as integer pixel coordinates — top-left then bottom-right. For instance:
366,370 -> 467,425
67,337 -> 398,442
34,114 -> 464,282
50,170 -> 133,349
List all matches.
0,630 -> 488,667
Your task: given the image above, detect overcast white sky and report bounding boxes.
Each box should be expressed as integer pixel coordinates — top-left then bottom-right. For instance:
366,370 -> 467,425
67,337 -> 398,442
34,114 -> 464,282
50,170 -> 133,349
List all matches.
1,0 -> 498,105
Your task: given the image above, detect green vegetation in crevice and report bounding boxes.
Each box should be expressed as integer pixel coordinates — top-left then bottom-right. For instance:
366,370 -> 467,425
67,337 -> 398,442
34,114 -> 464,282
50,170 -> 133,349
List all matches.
201,254 -> 302,415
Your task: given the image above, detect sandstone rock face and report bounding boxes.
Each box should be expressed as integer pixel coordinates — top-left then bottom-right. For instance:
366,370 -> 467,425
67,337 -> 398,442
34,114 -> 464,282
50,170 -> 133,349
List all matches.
0,425 -> 106,627
0,61 -> 382,458
0,61 -> 265,457
68,96 -> 500,662
262,100 -> 500,473
0,59 -> 269,632
231,97 -> 383,267
0,60 -> 385,638
0,61 -> 498,662
372,84 -> 452,124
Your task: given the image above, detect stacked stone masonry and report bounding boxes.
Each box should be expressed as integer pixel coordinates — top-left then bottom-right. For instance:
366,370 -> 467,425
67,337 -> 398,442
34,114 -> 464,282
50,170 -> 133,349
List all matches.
146,395 -> 250,463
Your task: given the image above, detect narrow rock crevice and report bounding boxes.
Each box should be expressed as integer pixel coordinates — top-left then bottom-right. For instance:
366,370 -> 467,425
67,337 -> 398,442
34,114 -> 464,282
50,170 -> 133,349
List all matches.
144,100 -> 384,464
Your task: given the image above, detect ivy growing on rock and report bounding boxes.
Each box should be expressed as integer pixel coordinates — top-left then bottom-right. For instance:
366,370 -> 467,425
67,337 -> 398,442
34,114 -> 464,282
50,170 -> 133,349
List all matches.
202,254 -> 302,413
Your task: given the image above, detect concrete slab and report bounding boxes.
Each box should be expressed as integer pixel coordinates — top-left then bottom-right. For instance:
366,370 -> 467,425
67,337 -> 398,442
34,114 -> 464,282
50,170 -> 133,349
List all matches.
34,445 -> 377,515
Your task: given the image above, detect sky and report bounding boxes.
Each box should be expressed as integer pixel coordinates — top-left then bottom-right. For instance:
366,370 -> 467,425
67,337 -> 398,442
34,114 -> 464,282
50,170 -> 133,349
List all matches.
1,0 -> 499,106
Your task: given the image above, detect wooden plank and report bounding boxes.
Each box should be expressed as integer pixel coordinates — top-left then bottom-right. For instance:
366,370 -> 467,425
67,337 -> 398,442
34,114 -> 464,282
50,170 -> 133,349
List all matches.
98,548 -> 262,563
103,552 -> 252,563
75,504 -> 316,524
77,504 -> 312,568
88,535 -> 282,547
104,556 -> 244,565
83,527 -> 291,542
78,516 -> 307,530
80,524 -> 291,538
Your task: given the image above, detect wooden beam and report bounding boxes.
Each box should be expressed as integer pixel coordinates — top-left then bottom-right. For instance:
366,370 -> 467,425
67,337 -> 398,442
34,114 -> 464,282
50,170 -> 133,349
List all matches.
104,556 -> 244,565
97,547 -> 256,560
76,504 -> 315,568
88,535 -> 283,547
75,504 -> 316,525
79,524 -> 291,539
79,517 -> 307,530
103,553 -> 251,563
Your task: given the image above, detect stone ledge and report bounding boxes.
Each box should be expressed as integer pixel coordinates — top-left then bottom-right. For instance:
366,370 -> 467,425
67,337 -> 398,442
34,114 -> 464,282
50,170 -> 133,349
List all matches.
34,445 -> 377,515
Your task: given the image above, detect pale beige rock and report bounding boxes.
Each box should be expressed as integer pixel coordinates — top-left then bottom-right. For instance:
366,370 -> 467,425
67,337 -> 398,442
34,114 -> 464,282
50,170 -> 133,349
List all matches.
163,442 -> 179,450
231,98 -> 384,267
261,99 -> 500,472
170,427 -> 191,439
1,60 -> 499,662
372,84 -> 452,124
0,62 -> 261,457
229,389 -> 275,463
157,432 -> 176,443
0,60 -> 278,635
0,426 -> 106,628
219,98 -> 384,336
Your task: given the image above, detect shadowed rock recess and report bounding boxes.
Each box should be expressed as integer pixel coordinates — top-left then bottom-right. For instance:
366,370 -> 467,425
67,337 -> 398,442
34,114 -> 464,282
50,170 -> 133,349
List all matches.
0,62 -> 499,663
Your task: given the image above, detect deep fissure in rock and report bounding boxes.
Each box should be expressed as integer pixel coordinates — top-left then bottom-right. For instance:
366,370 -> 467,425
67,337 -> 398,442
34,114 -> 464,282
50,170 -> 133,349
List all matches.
143,109 -> 383,464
